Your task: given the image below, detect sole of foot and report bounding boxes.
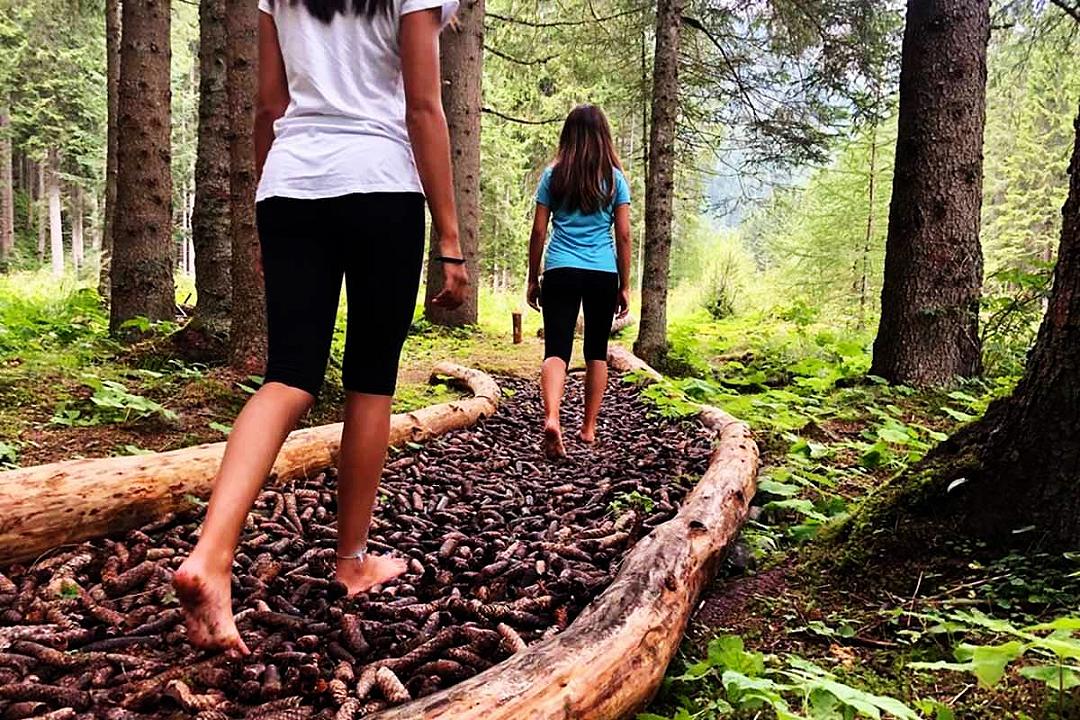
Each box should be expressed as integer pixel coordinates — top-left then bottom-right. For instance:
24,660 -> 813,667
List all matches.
336,554 -> 408,596
543,424 -> 568,460
173,559 -> 250,657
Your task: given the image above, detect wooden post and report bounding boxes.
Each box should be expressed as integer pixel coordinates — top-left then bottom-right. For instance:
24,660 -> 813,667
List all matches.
512,311 -> 523,344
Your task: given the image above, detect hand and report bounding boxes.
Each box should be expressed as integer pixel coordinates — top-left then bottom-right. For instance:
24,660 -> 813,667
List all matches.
616,287 -> 630,319
432,262 -> 469,309
527,280 -> 542,312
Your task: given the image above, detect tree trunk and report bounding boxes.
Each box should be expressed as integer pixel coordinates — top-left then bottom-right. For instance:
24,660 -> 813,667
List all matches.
110,0 -> 174,333
46,149 -> 64,278
858,121 -> 878,327
101,0 -> 121,302
0,109 -> 13,268
88,191 -> 101,251
71,184 -> 85,273
226,0 -> 266,371
870,0 -> 988,387
634,0 -> 682,367
191,0 -> 232,336
842,100 -> 1080,555
424,0 -> 484,327
37,163 -> 46,263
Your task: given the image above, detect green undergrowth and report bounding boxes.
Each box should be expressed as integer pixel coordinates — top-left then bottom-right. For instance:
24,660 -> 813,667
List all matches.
637,307 -> 1078,719
0,274 -> 534,465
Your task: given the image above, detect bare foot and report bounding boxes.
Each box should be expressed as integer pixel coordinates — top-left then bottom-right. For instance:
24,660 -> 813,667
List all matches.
336,554 -> 407,596
173,558 -> 250,656
578,427 -> 597,444
542,422 -> 567,460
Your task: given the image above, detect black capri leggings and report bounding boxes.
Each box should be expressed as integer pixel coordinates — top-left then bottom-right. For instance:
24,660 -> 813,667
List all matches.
541,267 -> 620,365
256,192 -> 425,398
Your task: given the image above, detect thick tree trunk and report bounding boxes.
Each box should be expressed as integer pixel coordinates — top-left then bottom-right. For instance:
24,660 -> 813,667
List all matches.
844,100 -> 1080,554
634,0 -> 682,367
227,0 -> 266,371
0,363 -> 499,566
424,0 -> 483,327
110,0 -> 174,333
191,0 -> 232,336
46,149 -> 64,278
101,0 -> 121,302
870,0 -> 988,386
0,110 -> 13,268
71,184 -> 85,272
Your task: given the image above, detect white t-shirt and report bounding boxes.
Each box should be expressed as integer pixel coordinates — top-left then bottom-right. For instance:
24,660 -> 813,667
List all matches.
255,0 -> 458,202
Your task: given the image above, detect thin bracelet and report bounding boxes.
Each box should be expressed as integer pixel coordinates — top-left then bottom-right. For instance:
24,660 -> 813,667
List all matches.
337,548 -> 367,562
434,256 -> 466,265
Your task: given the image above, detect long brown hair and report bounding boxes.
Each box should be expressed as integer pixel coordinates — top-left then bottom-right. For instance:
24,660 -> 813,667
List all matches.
548,104 -> 623,214
285,0 -> 392,22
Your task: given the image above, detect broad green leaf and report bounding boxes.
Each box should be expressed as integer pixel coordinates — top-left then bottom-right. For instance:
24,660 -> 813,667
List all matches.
1017,664 -> 1080,690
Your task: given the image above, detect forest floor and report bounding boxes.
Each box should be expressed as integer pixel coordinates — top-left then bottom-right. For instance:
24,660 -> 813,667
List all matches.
643,310 -> 1080,720
2,275 -> 1078,718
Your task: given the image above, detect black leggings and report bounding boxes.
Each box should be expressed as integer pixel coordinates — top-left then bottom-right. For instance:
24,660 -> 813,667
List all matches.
541,267 -> 620,365
256,193 -> 425,397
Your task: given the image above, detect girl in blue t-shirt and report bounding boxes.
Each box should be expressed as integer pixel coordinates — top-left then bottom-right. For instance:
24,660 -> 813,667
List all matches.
527,104 -> 632,460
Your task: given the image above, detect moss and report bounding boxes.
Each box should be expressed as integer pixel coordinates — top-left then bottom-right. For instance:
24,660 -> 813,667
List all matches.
815,437 -> 985,570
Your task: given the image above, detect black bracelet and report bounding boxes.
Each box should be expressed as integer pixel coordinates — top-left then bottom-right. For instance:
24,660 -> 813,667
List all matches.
435,256 -> 466,265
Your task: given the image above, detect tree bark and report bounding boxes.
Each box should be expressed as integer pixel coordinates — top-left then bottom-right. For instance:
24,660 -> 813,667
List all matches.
0,363 -> 499,566
101,0 -> 121,302
226,0 -> 266,371
110,0 -> 175,333
843,99 -> 1080,554
71,184 -> 85,273
870,0 -> 988,386
46,149 -> 64,278
191,0 -> 232,337
0,109 -> 13,268
634,0 -> 682,367
424,0 -> 484,327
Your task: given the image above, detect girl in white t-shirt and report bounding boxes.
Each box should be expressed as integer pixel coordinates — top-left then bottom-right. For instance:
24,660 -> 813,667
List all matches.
174,0 -> 467,656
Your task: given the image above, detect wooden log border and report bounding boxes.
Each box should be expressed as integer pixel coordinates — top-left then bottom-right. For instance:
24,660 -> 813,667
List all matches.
369,345 -> 759,720
0,363 -> 500,566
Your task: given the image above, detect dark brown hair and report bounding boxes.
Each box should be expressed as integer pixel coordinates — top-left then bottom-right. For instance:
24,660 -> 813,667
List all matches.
548,104 -> 623,214
287,0 -> 392,22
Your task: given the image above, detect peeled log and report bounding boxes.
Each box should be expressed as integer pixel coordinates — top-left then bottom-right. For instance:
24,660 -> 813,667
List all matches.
368,345 -> 758,720
0,363 -> 499,566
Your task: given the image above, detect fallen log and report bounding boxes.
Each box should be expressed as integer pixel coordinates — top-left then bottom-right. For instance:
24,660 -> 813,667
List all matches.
368,345 -> 758,720
0,363 -> 499,566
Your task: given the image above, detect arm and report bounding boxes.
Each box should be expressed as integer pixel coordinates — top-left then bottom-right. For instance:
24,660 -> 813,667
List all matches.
256,12 -> 289,180
614,203 -> 631,317
526,203 -> 550,311
401,9 -> 467,307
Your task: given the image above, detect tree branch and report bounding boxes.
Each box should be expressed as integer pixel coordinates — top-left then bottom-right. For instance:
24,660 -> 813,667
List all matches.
482,107 -> 562,125
484,44 -> 558,65
680,15 -> 763,125
485,7 -> 643,28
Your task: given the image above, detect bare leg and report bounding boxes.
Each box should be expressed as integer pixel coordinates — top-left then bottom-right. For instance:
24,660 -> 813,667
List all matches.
541,356 -> 568,459
335,392 -> 407,594
579,359 -> 608,443
174,382 -> 313,655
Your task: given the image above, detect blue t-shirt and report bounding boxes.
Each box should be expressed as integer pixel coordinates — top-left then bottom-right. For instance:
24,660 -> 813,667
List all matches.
535,166 -> 631,274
